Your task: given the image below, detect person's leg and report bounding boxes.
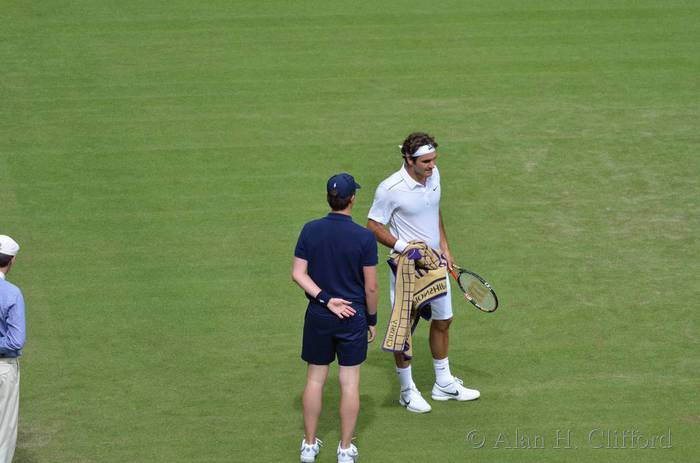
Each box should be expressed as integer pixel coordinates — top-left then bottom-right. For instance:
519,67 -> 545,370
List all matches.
303,364 -> 329,443
0,359 -> 19,463
428,290 -> 479,401
428,285 -> 454,383
429,317 -> 452,360
338,365 -> 361,449
393,351 -> 414,389
388,268 -> 431,413
334,317 -> 365,461
393,351 -> 431,412
390,268 -> 415,390
430,318 -> 455,388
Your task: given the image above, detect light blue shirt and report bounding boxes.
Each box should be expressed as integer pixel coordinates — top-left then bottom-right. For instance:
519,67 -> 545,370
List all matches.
0,273 -> 25,357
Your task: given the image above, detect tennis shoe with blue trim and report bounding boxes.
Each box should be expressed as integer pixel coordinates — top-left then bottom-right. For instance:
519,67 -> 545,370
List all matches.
399,385 -> 432,413
431,377 -> 480,401
300,438 -> 322,462
337,442 -> 358,462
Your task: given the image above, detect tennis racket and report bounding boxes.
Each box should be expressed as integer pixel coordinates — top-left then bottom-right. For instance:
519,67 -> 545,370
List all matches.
448,265 -> 498,312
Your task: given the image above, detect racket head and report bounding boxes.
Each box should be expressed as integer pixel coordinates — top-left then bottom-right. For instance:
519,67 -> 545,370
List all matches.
451,266 -> 498,312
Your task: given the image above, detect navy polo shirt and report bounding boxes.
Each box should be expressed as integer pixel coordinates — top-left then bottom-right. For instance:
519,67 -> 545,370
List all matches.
295,213 -> 378,313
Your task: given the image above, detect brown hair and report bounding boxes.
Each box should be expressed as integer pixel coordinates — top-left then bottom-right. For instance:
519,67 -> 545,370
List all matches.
400,132 -> 438,161
0,254 -> 13,267
327,193 -> 352,211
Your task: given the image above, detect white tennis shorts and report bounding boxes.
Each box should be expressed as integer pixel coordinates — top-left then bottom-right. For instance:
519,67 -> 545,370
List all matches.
389,268 -> 453,320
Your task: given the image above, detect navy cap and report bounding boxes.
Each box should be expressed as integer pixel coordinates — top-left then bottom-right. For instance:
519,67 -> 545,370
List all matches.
327,173 -> 361,198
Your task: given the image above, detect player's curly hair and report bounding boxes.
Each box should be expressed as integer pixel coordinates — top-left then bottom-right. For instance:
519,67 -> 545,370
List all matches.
400,132 -> 439,159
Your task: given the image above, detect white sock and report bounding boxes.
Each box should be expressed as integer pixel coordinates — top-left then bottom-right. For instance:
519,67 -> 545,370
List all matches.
433,357 -> 453,387
396,365 -> 414,391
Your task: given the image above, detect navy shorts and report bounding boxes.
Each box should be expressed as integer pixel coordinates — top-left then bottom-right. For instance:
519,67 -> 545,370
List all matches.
301,303 -> 368,366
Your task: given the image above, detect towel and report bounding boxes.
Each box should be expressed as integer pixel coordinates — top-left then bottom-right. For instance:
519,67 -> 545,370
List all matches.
381,241 -> 448,359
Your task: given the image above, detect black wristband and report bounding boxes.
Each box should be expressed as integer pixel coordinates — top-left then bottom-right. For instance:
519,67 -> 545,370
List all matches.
315,290 -> 331,306
366,312 -> 377,326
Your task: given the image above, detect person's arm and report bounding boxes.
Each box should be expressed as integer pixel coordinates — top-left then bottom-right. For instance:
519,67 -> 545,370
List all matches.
438,209 -> 454,271
363,265 -> 378,342
366,219 -> 408,253
0,291 -> 26,355
367,183 -> 408,253
291,257 -> 356,318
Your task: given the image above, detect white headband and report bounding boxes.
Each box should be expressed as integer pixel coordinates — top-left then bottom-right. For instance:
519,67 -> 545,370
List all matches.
411,144 -> 436,157
398,144 -> 437,158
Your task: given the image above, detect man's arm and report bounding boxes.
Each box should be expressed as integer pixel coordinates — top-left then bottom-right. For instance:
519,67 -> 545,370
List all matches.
363,265 -> 378,342
366,219 -> 408,252
367,183 -> 409,252
291,257 -> 356,318
438,210 -> 454,271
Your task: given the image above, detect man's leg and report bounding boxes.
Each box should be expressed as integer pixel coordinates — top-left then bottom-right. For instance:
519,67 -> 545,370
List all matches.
429,318 -> 452,361
389,269 -> 417,393
393,352 -> 432,413
338,365 -> 360,449
430,318 -> 460,387
429,295 -> 480,401
387,268 -> 431,413
0,360 -> 19,463
303,363 -> 329,443
393,352 -> 413,389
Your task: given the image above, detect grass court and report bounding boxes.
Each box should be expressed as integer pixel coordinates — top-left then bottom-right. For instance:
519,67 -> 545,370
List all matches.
2,1 -> 698,461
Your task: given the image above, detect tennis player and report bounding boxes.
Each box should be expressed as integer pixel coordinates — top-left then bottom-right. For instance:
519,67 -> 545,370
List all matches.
367,132 -> 479,413
292,173 -> 378,463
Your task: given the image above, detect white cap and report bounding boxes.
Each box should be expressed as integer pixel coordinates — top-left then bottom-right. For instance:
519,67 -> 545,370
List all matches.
0,235 -> 20,256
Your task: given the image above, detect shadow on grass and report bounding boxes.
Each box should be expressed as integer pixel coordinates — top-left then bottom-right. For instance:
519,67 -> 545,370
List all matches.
15,421 -> 56,463
13,447 -> 39,463
364,330 -> 494,409
291,365 -> 379,442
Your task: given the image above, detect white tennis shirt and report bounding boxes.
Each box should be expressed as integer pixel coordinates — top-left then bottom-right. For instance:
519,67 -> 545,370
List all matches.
368,165 -> 442,250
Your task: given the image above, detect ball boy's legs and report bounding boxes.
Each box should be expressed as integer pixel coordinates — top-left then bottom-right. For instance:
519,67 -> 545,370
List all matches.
338,365 -> 360,449
303,363 -> 329,444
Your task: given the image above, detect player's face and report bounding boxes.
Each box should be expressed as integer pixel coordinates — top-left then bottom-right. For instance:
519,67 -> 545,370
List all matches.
408,152 -> 438,181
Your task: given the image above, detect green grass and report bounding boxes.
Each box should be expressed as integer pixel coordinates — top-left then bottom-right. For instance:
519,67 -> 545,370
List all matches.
2,1 -> 699,461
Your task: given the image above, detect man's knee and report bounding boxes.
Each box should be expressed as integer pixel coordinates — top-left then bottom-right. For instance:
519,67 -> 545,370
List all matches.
431,318 -> 453,332
338,365 -> 361,390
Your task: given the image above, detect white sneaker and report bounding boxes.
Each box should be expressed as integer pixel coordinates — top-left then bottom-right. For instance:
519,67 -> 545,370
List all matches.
300,438 -> 322,462
336,442 -> 359,462
399,385 -> 432,413
431,377 -> 480,401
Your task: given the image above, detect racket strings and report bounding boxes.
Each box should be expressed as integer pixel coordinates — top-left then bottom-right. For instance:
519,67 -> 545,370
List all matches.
459,273 -> 497,311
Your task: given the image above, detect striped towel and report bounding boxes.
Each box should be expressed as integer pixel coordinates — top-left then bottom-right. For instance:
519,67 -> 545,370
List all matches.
381,241 -> 448,359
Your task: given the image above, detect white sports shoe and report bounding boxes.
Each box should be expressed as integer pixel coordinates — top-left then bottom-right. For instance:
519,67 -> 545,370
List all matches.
300,438 -> 322,462
336,442 -> 359,462
431,377 -> 480,401
399,385 -> 432,413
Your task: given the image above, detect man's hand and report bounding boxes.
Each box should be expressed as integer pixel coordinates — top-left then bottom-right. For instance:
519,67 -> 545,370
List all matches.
327,298 -> 356,318
367,325 -> 377,343
443,248 -> 455,272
